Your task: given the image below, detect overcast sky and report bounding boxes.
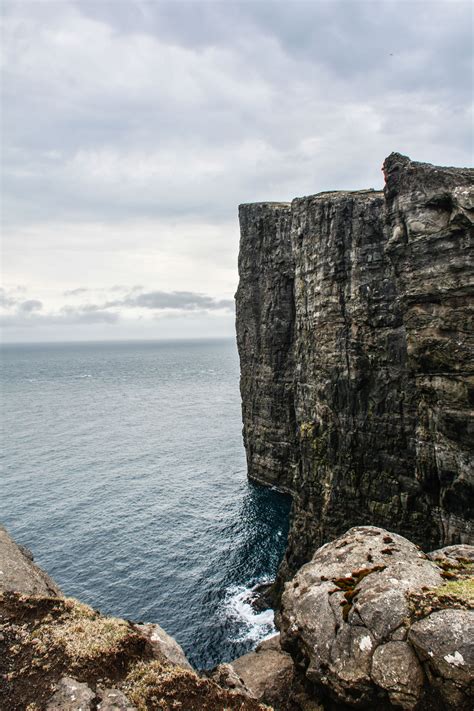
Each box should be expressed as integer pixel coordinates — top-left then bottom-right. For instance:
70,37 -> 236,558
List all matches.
1,0 -> 472,342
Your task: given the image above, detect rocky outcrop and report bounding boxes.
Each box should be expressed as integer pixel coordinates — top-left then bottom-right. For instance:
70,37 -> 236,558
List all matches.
0,524 -> 61,596
278,526 -> 474,710
133,622 -> 193,670
3,524 -> 472,710
212,634 -> 295,708
236,154 -> 474,583
0,525 -> 267,711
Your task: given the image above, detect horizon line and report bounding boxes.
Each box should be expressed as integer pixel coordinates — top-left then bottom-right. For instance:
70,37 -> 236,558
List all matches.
0,335 -> 236,347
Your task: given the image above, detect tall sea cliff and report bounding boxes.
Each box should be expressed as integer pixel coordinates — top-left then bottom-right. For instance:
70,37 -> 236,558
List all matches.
236,153 -> 474,583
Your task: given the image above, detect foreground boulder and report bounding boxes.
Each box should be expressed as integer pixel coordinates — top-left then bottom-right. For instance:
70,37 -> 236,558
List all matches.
279,526 -> 474,710
212,634 -> 295,708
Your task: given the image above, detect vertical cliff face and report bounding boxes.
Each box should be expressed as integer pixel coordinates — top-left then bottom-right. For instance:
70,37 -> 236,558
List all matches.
236,202 -> 297,491
236,154 -> 473,580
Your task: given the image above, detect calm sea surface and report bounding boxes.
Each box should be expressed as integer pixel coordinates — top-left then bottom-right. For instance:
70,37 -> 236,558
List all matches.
0,339 -> 290,668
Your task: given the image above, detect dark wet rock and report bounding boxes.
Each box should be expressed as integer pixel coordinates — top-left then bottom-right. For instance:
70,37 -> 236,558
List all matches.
46,677 -> 95,710
278,526 -> 474,710
236,200 -> 297,493
236,154 -> 474,588
250,581 -> 276,612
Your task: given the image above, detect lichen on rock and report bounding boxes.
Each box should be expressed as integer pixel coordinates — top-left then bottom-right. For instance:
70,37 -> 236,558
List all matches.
278,526 -> 474,710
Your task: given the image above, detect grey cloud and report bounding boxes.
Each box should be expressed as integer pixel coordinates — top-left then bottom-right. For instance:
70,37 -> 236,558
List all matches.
0,287 -> 117,326
0,288 -> 19,308
57,307 -> 119,324
19,299 -> 43,312
0,307 -> 119,328
0,287 -> 233,335
76,0 -> 471,90
106,290 -> 234,311
0,289 -> 43,312
1,1 -> 472,342
62,286 -> 143,297
60,289 -> 233,312
2,0 -> 472,229
63,287 -> 89,296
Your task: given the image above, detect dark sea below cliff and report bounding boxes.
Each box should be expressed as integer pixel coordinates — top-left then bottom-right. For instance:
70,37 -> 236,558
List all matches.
0,338 -> 290,668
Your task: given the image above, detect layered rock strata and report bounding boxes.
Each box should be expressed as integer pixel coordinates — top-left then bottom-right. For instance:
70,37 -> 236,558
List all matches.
236,154 -> 474,581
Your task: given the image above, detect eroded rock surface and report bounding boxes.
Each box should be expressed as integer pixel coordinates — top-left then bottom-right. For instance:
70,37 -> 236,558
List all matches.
97,687 -> 137,710
236,154 -> 474,583
133,622 -> 193,670
279,526 -> 474,710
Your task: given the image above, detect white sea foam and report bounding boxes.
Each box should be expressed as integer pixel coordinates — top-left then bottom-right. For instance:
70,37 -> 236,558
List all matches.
224,583 -> 276,644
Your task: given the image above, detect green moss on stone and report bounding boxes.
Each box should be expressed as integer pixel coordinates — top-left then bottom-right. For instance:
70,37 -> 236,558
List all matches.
433,578 -> 474,605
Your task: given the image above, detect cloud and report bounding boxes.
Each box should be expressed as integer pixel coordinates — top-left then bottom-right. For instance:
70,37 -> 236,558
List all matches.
63,287 -> 89,296
58,307 -> 119,325
1,0 -> 472,341
0,307 -> 118,329
106,290 -> 234,311
0,285 -> 233,336
2,0 -> 472,228
19,299 -> 42,312
0,287 -> 19,308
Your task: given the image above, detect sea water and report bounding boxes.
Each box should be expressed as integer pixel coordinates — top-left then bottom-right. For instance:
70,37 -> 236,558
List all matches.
0,339 -> 290,668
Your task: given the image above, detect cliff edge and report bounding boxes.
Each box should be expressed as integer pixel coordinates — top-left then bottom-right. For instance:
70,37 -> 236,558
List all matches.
0,525 -> 267,711
236,153 -> 474,583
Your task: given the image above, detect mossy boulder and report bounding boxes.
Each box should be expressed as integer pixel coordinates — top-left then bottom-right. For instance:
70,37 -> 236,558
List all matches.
279,526 -> 474,710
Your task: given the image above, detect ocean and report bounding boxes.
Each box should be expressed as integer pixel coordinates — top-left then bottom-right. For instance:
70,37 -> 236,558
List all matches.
0,338 -> 290,669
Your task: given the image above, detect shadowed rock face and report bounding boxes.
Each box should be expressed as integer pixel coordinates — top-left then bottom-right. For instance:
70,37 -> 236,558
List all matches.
235,154 -> 474,581
211,634 -> 295,708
